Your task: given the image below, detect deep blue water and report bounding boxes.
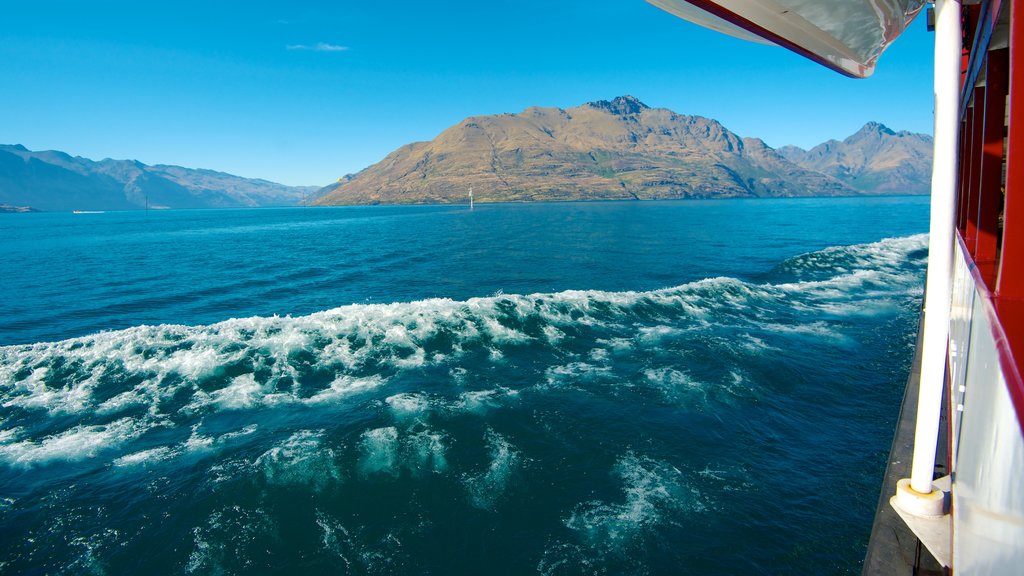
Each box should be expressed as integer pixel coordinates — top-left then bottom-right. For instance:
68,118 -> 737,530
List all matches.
0,197 -> 928,574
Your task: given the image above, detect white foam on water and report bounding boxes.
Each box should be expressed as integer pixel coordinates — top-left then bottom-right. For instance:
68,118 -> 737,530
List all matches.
1,365 -> 104,416
316,510 -> 357,570
735,334 -> 776,355
210,374 -> 262,410
0,233 -> 927,468
780,234 -> 926,275
814,298 -> 901,318
306,374 -> 387,405
384,387 -> 514,422
220,424 -> 259,442
642,367 -> 708,403
465,429 -> 521,510
457,389 -> 501,415
185,506 -> 274,575
203,458 -> 251,487
357,424 -> 448,478
183,424 -> 215,453
637,326 -> 682,346
181,423 -> 257,456
111,424 -> 255,475
186,528 -> 218,574
778,269 -> 919,304
358,426 -> 400,477
405,427 -> 448,475
596,337 -> 634,353
479,315 -> 531,345
254,429 -> 341,491
759,321 -> 845,342
64,527 -> 120,575
537,543 -> 599,576
542,325 -> 565,344
543,362 -> 613,389
95,386 -> 152,416
565,453 -> 702,550
0,427 -> 19,443
384,393 -> 434,420
113,446 -> 177,467
0,417 -> 146,467
159,345 -> 226,382
643,367 -> 700,389
697,466 -> 727,481
697,463 -> 754,494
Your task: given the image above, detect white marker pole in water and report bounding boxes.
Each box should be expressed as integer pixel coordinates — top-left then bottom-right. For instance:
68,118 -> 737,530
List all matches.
469,186 -> 474,210
894,0 -> 960,517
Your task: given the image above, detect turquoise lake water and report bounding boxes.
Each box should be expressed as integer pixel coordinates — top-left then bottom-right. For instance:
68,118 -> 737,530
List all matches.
0,197 -> 928,574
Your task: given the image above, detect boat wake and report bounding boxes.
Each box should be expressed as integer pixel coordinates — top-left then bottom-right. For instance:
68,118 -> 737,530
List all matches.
0,234 -> 928,573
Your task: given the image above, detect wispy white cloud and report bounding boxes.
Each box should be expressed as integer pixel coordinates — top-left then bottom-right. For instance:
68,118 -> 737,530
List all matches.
286,42 -> 349,53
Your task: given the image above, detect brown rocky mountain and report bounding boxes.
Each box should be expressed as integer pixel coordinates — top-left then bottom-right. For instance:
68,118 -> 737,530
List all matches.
777,122 -> 933,195
315,96 -> 868,205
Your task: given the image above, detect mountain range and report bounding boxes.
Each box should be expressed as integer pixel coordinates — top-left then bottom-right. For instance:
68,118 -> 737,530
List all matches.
315,96 -> 932,205
2,97 -> 933,211
777,122 -> 933,195
0,145 -> 319,212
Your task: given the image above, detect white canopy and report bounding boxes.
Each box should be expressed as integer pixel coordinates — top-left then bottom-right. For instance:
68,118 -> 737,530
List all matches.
646,0 -> 925,77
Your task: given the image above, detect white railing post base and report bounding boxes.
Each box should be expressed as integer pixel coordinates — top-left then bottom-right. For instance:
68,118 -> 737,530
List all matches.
892,477 -> 948,518
890,476 -> 953,567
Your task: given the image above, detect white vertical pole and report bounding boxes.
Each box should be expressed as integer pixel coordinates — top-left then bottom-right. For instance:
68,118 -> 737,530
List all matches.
910,0 -> 961,497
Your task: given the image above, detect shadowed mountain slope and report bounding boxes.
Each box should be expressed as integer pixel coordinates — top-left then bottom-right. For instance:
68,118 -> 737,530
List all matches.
0,145 -> 320,211
777,122 -> 933,195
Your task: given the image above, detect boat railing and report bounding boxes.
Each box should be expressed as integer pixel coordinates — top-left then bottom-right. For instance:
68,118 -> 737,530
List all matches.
947,232 -> 1024,572
953,0 -> 1024,440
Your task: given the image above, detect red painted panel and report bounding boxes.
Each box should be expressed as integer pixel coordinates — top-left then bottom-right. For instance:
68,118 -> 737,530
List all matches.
958,118 -> 972,235
962,50 -> 971,90
988,0 -> 1024,435
977,48 -> 1009,288
997,0 -> 1024,298
965,86 -> 986,252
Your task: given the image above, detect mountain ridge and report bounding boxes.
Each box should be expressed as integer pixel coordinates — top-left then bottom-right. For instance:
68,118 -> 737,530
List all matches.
315,96 -> 930,205
776,121 -> 933,195
0,145 -> 321,211
2,98 -> 932,211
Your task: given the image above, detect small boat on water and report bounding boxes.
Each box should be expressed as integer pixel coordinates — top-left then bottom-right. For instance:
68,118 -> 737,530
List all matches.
648,0 -> 1024,573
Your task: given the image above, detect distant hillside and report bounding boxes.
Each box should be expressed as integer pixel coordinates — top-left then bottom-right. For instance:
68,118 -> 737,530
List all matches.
314,96 -> 930,206
0,204 -> 39,213
0,145 -> 321,211
777,122 -> 933,195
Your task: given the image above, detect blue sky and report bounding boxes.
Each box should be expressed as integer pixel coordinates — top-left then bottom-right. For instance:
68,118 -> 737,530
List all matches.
1,1 -> 934,186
